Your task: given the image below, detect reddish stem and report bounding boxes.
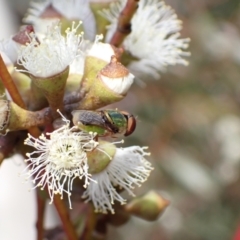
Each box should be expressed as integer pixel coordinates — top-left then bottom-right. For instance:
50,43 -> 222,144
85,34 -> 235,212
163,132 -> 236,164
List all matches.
36,192 -> 46,240
110,0 -> 139,47
0,54 -> 25,108
53,196 -> 78,240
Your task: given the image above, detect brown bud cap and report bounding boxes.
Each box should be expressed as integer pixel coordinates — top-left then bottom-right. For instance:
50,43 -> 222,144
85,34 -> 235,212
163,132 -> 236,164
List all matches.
100,56 -> 129,78
125,191 -> 170,221
99,56 -> 134,95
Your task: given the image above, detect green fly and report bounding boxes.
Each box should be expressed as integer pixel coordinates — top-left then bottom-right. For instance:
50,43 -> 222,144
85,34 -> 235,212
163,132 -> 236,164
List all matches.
72,109 -> 136,137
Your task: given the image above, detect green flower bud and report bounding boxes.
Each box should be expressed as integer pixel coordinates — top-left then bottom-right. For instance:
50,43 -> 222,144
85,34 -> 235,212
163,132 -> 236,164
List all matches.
75,55 -> 134,110
87,141 -> 116,174
125,191 -> 170,221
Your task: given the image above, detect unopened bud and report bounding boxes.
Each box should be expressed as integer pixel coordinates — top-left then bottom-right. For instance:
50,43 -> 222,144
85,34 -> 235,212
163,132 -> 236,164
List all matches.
125,191 -> 170,221
87,141 -> 116,174
99,56 -> 134,95
75,55 -> 134,110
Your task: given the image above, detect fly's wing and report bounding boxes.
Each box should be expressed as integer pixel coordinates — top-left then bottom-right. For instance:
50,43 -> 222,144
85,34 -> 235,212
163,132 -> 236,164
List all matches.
72,110 -> 104,127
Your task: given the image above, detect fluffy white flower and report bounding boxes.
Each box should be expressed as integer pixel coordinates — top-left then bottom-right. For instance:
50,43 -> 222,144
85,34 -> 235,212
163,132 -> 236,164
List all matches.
82,146 -> 153,214
17,21 -> 83,78
101,0 -> 190,79
23,116 -> 98,209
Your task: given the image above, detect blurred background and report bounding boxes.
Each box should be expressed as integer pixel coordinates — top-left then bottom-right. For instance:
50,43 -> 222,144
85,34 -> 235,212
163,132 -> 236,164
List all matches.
1,0 -> 240,239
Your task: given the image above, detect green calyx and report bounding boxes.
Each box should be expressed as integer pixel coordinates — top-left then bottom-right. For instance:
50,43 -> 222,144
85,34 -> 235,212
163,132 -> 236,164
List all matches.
83,56 -> 108,90
30,66 -> 69,113
87,141 -> 116,174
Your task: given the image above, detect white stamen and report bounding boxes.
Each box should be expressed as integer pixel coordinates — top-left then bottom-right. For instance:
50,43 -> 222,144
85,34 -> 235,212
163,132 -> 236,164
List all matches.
101,0 -> 190,79
23,116 -> 98,209
83,146 -> 153,214
17,21 -> 83,78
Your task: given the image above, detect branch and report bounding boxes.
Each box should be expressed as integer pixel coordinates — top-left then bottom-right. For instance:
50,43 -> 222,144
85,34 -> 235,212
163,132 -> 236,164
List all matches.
36,192 -> 46,240
0,55 -> 25,108
110,0 -> 139,47
53,196 -> 78,240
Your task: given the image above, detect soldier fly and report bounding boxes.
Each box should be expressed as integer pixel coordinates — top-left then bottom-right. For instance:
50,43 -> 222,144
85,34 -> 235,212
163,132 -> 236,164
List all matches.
72,109 -> 136,137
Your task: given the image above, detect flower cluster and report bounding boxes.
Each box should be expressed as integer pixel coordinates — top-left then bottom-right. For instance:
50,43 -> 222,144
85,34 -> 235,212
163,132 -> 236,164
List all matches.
0,0 -> 189,215
101,0 -> 190,79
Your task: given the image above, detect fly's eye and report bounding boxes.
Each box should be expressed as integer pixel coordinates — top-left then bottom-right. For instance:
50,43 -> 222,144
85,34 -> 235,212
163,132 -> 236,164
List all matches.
121,111 -> 136,136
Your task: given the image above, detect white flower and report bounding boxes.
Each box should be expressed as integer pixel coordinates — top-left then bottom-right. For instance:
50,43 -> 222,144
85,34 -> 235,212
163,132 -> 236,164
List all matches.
87,34 -> 114,63
101,0 -> 190,79
24,0 -> 96,40
23,115 -> 98,209
82,146 -> 153,214
17,21 -> 83,78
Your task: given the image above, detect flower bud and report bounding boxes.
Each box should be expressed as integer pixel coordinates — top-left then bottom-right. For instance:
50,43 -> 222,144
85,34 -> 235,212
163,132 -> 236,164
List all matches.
74,55 -> 134,110
125,191 -> 170,221
99,55 -> 134,95
87,141 -> 116,174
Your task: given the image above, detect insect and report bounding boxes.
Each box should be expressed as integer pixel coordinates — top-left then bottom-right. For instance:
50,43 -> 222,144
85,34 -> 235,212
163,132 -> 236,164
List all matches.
71,109 -> 136,137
